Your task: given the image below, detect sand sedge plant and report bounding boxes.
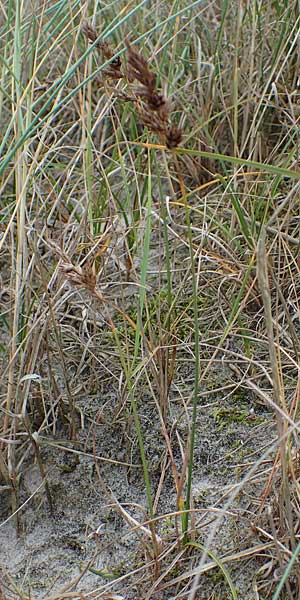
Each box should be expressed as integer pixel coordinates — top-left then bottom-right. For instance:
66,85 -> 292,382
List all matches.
2,2 -> 300,597
81,23 -> 202,544
80,25 -> 300,580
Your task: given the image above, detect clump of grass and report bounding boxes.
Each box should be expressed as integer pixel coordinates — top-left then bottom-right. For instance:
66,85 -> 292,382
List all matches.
2,2 -> 300,599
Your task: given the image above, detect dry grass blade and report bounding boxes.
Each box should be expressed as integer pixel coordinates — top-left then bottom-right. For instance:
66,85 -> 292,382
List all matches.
256,228 -> 299,591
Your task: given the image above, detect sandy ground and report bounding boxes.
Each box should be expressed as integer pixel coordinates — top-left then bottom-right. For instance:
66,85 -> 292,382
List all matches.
0,358 -> 274,599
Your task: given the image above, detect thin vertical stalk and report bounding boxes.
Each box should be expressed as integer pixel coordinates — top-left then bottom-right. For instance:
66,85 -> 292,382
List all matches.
233,1 -> 241,158
174,157 -> 200,538
83,17 -> 94,234
125,148 -> 154,521
5,0 -> 27,517
116,149 -> 157,555
257,228 -> 295,548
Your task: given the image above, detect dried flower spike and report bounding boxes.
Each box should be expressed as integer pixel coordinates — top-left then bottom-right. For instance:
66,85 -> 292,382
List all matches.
82,21 -> 97,44
82,21 -> 112,57
81,27 -> 183,148
60,262 -> 98,296
139,111 -> 167,134
125,41 -> 156,91
82,20 -> 122,74
166,124 -> 183,149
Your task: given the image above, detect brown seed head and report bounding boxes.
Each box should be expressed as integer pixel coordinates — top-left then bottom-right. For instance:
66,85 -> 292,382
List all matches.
145,91 -> 166,110
126,41 -> 156,91
103,65 -> 123,80
165,124 -> 183,149
82,21 -> 97,44
82,20 -> 115,61
139,110 -> 167,134
60,262 -> 97,294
